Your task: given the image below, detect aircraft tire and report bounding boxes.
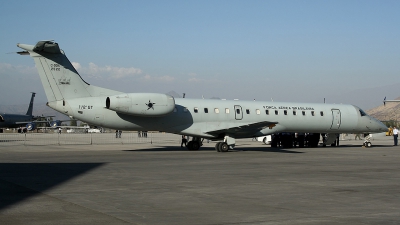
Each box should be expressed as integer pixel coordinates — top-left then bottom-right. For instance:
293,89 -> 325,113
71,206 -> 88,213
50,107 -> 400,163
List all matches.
263,137 -> 268,145
215,142 -> 222,152
220,142 -> 229,152
187,141 -> 193,150
191,141 -> 200,150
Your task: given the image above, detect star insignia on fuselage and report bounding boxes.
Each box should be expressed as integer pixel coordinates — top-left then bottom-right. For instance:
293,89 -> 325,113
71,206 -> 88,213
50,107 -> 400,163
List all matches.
146,100 -> 155,110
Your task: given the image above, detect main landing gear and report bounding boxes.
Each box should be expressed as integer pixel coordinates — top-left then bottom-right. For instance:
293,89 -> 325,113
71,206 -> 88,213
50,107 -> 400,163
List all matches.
215,136 -> 235,152
215,142 -> 229,152
186,137 -> 202,150
186,135 -> 236,152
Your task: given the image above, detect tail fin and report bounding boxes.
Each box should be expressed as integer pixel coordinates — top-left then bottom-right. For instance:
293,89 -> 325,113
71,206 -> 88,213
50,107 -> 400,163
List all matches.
25,92 -> 36,116
17,41 -> 92,102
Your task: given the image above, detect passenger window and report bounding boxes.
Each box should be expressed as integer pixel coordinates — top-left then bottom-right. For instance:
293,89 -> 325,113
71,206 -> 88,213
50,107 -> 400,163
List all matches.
311,111 -> 315,116
275,110 -> 278,115
284,110 -> 287,115
256,109 -> 260,115
320,111 -> 324,116
225,108 -> 230,114
236,109 -> 241,114
246,109 -> 250,114
214,108 -> 219,113
204,108 -> 208,113
194,107 -> 198,113
293,111 -> 297,115
266,110 -> 269,115
302,111 -> 306,116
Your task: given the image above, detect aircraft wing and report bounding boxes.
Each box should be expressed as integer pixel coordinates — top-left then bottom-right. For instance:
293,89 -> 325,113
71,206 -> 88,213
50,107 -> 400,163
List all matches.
205,121 -> 278,136
14,121 -> 49,125
33,115 -> 55,119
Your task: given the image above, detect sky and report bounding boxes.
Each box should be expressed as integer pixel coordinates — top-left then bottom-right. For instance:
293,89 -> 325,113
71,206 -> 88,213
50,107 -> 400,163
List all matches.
1,0 -> 399,110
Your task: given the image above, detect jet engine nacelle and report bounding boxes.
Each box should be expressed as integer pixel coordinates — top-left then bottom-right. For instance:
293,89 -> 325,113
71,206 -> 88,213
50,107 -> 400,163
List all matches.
106,93 -> 175,117
49,120 -> 61,128
26,122 -> 37,131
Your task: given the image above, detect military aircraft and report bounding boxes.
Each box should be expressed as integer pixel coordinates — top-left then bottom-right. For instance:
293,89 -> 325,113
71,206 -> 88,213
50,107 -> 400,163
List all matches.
16,40 -> 387,150
0,92 -> 63,133
0,92 -> 36,132
383,97 -> 400,106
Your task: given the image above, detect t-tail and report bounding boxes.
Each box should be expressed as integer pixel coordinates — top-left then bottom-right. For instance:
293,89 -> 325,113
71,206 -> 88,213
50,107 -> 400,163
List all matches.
17,41 -> 121,115
25,92 -> 36,116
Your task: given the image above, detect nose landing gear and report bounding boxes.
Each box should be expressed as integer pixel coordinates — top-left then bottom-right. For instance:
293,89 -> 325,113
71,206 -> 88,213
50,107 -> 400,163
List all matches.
362,134 -> 372,148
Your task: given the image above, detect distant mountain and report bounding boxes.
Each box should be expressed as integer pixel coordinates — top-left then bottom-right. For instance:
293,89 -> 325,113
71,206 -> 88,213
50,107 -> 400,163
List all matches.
366,97 -> 400,122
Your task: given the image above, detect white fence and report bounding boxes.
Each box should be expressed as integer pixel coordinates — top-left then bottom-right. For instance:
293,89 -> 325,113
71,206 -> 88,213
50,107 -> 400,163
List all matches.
0,132 -> 182,146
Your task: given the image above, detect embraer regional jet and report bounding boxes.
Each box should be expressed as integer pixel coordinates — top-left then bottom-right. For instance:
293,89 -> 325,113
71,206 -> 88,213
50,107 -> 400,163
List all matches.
16,41 -> 387,151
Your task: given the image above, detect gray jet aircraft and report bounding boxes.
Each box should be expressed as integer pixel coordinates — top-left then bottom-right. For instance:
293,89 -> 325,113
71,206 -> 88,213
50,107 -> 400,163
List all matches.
16,41 -> 387,150
383,97 -> 400,106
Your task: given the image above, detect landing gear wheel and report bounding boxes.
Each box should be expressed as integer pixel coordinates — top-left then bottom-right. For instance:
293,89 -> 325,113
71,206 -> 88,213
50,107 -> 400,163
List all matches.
187,141 -> 193,150
215,142 -> 222,152
363,142 -> 372,148
220,142 -> 229,152
191,141 -> 200,150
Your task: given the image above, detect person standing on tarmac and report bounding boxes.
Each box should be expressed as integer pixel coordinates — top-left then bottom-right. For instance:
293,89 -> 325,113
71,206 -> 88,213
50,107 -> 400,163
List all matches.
181,135 -> 187,147
393,126 -> 398,146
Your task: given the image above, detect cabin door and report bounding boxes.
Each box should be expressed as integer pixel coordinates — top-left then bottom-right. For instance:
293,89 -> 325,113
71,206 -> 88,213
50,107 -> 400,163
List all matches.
330,109 -> 341,130
234,105 -> 243,120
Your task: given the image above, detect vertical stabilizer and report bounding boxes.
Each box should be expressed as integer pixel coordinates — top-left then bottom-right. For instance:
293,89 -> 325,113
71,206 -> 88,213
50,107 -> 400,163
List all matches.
17,41 -> 92,102
25,92 -> 36,116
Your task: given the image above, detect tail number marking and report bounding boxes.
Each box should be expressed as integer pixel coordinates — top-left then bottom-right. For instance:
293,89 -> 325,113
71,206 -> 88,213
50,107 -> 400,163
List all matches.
79,105 -> 93,110
50,63 -> 61,71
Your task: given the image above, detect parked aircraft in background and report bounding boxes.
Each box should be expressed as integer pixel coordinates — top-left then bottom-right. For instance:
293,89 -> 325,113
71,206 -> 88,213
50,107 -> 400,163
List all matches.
383,97 -> 400,106
0,92 -> 63,133
16,40 -> 387,150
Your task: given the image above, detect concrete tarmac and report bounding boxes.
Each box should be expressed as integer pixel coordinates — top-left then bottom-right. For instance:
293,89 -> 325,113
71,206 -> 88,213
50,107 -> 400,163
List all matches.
0,135 -> 399,224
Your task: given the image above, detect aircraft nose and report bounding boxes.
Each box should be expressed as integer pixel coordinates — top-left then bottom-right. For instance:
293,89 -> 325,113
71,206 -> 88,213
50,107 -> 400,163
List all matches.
369,117 -> 388,132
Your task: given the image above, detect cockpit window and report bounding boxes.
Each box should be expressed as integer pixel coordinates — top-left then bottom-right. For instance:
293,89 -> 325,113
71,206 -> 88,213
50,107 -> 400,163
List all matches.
359,109 -> 367,116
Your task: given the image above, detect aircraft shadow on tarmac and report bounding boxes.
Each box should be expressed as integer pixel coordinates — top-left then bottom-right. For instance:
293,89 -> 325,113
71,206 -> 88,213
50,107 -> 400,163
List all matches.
0,163 -> 104,212
122,143 -> 395,153
123,146 -> 304,154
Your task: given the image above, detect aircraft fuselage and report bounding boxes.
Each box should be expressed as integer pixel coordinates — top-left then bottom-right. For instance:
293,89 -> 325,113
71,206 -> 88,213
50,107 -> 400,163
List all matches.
47,96 -> 385,139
